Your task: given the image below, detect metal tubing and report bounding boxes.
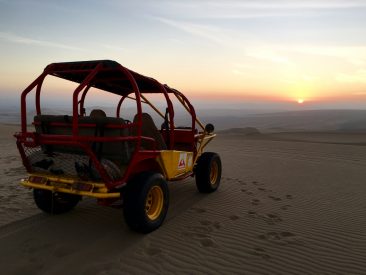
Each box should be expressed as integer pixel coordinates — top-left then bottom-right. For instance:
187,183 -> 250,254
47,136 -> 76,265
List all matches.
21,181 -> 121,199
116,95 -> 127,118
79,85 -> 91,116
159,84 -> 175,149
116,66 -> 143,156
174,90 -> 204,130
35,75 -> 47,115
72,64 -> 103,136
140,94 -> 166,120
20,71 -> 49,133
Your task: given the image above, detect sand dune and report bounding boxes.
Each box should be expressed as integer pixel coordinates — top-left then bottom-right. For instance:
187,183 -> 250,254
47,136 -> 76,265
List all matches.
218,127 -> 261,136
202,109 -> 366,131
1,124 -> 366,274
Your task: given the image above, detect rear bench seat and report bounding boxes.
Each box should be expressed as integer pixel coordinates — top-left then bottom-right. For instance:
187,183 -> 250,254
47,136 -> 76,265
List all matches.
33,115 -> 132,165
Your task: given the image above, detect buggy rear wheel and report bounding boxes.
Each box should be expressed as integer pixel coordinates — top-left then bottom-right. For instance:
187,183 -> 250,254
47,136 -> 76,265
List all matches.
33,189 -> 81,214
195,152 -> 222,193
123,172 -> 169,233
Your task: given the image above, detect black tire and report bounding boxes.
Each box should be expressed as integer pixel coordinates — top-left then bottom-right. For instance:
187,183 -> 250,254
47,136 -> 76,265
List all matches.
123,172 -> 169,233
33,189 -> 81,214
195,152 -> 222,193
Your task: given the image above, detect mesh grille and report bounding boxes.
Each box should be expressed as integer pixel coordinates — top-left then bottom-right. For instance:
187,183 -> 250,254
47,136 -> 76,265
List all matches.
21,143 -> 130,181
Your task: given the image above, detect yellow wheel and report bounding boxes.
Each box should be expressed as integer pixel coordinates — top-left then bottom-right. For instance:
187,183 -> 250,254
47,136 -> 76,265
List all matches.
123,172 -> 169,233
145,186 -> 164,221
195,152 -> 222,193
210,161 -> 219,185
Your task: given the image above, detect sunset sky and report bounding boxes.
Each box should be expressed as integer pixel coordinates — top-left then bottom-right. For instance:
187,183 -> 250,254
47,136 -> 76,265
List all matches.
1,0 -> 366,109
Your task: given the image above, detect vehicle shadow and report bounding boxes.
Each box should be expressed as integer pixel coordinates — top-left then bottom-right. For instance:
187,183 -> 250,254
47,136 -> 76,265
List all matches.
0,178 -> 205,275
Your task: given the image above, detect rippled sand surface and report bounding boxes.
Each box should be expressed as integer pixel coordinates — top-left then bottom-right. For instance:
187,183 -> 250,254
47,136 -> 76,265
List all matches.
1,124 -> 366,274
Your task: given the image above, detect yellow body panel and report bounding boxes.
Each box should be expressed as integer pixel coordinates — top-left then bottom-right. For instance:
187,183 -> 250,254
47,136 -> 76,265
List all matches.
21,173 -> 120,199
157,150 -> 194,180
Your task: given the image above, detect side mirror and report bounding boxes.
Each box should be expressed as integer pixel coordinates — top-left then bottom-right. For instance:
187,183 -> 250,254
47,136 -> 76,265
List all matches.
205,123 -> 214,134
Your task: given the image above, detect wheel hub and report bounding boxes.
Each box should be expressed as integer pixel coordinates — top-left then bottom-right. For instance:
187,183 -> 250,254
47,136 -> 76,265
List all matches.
210,161 -> 219,185
145,185 -> 164,220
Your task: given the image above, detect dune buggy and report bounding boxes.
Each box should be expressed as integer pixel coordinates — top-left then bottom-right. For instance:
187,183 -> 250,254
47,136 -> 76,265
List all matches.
15,60 -> 221,233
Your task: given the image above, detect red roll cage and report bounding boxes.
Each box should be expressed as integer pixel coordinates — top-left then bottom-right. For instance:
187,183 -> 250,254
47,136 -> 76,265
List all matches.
16,60 -> 205,190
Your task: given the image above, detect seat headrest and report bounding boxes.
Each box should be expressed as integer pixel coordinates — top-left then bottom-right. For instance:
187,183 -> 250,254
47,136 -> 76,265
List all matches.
90,109 -> 107,118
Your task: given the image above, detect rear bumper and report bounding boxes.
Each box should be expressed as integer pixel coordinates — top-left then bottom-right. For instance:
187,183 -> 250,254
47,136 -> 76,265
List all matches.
21,174 -> 121,199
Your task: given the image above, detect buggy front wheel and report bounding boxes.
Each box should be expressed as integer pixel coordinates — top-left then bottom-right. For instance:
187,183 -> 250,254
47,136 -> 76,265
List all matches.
123,172 -> 169,233
195,152 -> 222,193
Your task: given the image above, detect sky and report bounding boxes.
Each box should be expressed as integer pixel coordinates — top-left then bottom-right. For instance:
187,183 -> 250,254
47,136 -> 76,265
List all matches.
1,0 -> 366,110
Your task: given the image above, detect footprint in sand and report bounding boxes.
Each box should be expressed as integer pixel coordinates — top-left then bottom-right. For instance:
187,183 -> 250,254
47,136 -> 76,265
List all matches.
199,220 -> 222,230
248,211 -> 282,224
183,218 -> 221,248
182,231 -> 208,239
281,205 -> 292,210
251,199 -> 260,206
199,238 -> 216,248
247,210 -> 258,218
199,220 -> 212,226
228,215 -> 240,221
192,225 -> 214,234
213,221 -> 221,230
182,232 -> 217,248
238,180 -> 246,185
250,247 -> 271,260
262,213 -> 282,225
181,231 -> 216,247
268,195 -> 282,201
229,177 -> 244,185
257,231 -> 299,246
190,207 -> 207,213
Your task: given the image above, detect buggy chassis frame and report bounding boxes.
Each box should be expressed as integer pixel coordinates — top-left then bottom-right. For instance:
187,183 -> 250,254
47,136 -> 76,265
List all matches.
15,60 -> 215,197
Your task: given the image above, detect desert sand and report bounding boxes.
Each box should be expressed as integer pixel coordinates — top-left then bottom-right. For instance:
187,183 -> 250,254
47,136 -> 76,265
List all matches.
1,123 -> 366,274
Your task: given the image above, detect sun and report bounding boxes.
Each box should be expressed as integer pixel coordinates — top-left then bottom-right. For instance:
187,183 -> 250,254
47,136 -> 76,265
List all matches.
297,98 -> 304,104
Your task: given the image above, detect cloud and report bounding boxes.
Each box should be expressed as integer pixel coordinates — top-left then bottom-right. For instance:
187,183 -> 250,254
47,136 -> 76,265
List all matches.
167,0 -> 366,9
102,44 -> 125,51
352,91 -> 366,95
0,32 -> 82,51
289,46 -> 366,58
159,0 -> 366,20
336,69 -> 366,83
204,0 -> 366,9
285,45 -> 366,67
154,17 -> 232,45
232,69 -> 248,76
347,58 -> 366,66
302,74 -> 317,81
246,48 -> 291,64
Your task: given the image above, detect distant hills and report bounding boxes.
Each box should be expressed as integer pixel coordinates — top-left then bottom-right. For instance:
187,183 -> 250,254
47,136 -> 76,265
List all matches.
200,109 -> 366,132
2,106 -> 366,132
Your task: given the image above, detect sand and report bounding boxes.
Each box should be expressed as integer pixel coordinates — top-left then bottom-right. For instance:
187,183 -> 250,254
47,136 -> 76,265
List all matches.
0,124 -> 38,226
1,124 -> 366,274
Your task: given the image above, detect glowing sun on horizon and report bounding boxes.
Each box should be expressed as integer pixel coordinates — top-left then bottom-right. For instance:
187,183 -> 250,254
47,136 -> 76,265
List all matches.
297,98 -> 304,104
